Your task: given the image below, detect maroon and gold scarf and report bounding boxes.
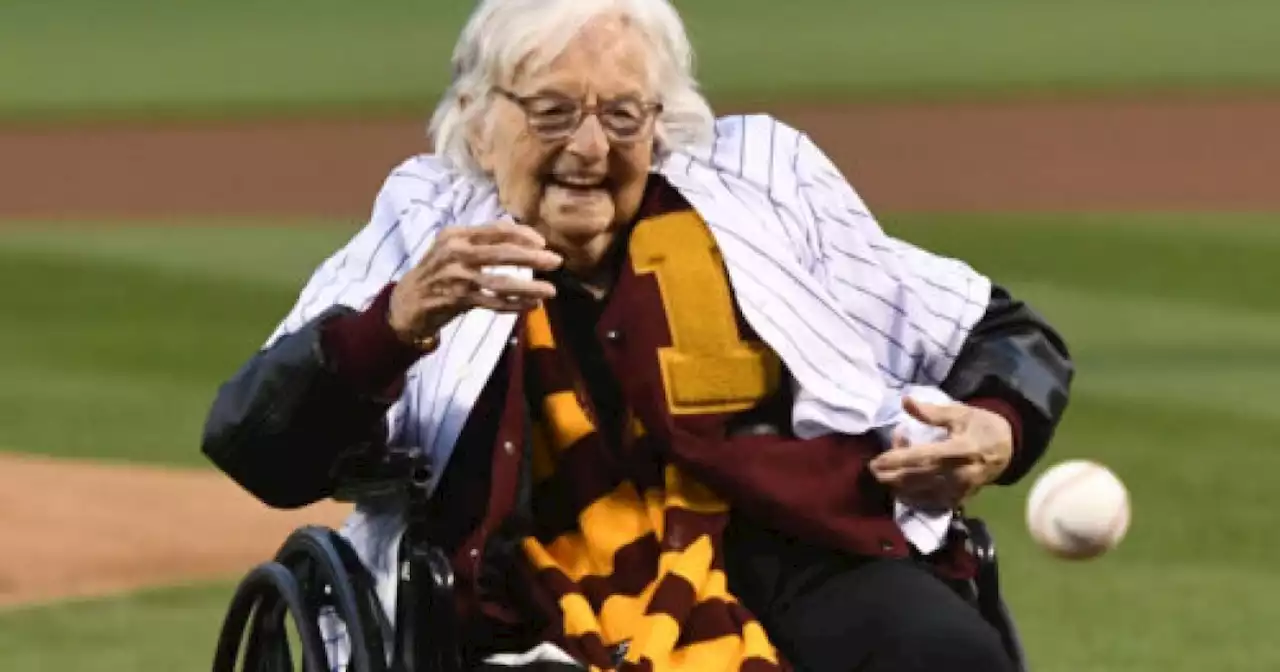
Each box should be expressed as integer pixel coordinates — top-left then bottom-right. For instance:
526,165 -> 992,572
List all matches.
518,302 -> 783,671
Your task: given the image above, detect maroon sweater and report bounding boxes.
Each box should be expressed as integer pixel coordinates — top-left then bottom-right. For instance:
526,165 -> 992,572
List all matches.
320,177 -> 1023,632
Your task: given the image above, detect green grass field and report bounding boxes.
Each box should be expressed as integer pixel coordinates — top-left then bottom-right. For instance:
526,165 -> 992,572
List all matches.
0,223 -> 351,466
2,0 -> 1278,121
1,214 -> 1277,670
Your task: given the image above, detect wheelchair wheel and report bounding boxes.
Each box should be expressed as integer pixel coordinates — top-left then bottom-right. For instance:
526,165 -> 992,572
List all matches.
212,561 -> 330,672
213,525 -> 393,672
272,526 -> 393,672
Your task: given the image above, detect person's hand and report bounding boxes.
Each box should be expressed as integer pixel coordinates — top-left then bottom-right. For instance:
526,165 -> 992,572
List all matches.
387,222 -> 563,345
868,396 -> 1013,510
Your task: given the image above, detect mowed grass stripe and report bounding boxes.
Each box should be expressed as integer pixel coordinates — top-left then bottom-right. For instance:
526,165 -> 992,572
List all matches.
0,224 -> 353,466
2,0 -> 1280,119
994,281 -> 1280,422
0,581 -> 236,671
0,222 -> 356,287
885,213 -> 1279,313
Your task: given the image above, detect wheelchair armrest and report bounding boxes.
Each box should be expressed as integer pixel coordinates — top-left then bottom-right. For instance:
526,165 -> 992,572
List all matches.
330,443 -> 434,503
329,442 -> 463,671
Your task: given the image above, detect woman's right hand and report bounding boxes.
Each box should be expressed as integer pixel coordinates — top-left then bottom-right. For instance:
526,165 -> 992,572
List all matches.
387,221 -> 563,345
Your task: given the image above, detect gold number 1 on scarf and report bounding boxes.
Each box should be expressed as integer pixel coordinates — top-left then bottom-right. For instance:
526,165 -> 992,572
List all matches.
630,211 -> 781,415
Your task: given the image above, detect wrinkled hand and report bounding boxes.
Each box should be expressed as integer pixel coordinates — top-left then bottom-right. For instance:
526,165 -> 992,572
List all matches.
869,397 -> 1013,510
387,222 -> 563,344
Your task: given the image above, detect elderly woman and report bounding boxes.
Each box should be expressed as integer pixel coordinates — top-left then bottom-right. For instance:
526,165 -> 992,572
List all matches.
203,0 -> 1071,670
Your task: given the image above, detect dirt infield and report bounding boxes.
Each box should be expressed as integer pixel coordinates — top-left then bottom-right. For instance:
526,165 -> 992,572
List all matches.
0,453 -> 350,611
2,96 -> 1279,220
0,95 -> 1276,612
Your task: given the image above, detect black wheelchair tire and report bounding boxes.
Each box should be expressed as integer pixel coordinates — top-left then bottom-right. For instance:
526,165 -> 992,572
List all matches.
211,561 -> 330,672
273,525 -> 392,672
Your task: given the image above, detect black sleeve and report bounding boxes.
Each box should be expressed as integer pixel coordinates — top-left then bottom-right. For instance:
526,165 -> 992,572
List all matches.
941,283 -> 1075,485
200,307 -> 394,509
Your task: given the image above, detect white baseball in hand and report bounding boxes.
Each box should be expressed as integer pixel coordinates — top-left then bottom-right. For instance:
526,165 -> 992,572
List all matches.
1026,459 -> 1130,560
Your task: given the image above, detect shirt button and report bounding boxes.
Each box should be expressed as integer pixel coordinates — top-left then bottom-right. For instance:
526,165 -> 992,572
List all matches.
508,336 -> 519,348
880,539 -> 896,552
502,440 -> 515,455
469,548 -> 480,560
605,329 -> 621,342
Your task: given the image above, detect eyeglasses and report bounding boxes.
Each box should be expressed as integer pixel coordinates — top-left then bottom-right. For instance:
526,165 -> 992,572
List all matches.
495,88 -> 663,143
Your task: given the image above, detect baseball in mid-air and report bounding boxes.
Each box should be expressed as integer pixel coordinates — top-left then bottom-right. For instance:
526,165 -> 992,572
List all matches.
1025,459 -> 1130,560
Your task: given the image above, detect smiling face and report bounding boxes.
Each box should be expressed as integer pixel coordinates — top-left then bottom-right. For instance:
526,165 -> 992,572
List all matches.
470,15 -> 658,275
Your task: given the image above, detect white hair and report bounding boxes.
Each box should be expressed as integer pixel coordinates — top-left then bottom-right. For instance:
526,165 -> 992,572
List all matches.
428,0 -> 716,175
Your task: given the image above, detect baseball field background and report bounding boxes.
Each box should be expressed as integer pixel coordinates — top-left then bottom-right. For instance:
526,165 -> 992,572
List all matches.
2,1 -> 1278,670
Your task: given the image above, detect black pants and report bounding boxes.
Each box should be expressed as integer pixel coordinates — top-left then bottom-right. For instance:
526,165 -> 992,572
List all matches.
723,517 -> 1016,672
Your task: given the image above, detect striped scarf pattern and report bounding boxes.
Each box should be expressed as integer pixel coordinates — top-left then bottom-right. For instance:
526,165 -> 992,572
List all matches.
518,303 -> 783,672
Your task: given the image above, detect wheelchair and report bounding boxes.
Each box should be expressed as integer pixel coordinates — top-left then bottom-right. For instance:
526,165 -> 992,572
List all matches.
211,445 -> 1030,672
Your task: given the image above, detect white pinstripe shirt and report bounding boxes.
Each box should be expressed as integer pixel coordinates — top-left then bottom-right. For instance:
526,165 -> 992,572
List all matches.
267,115 -> 992,662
